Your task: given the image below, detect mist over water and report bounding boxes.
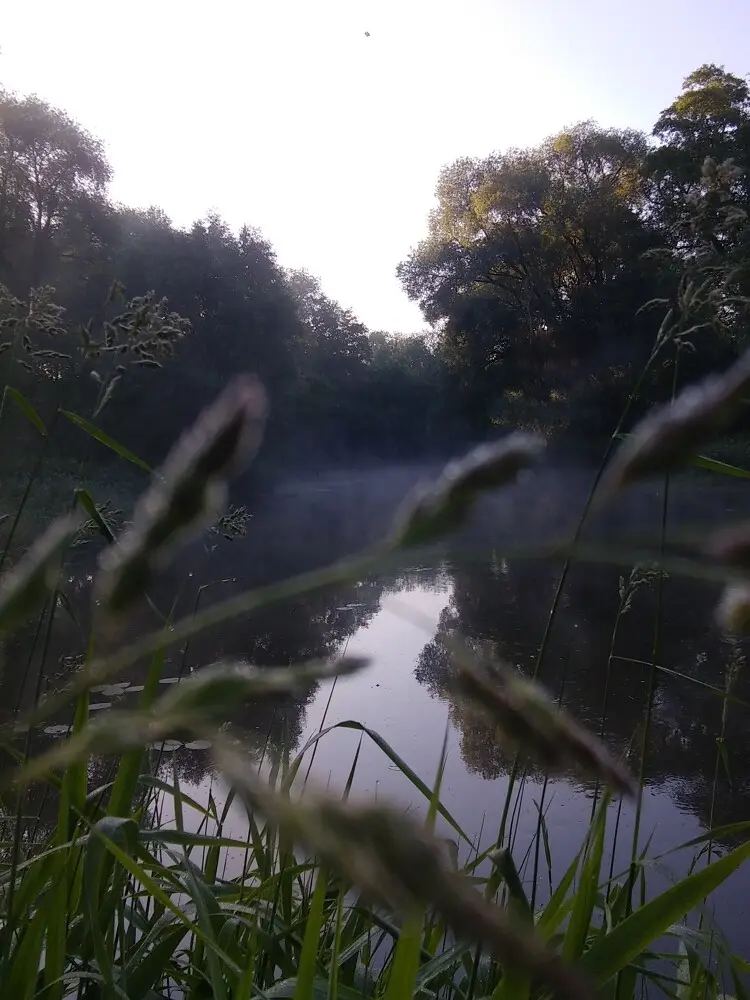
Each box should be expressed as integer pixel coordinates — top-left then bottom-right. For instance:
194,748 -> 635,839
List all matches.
5,458 -> 750,952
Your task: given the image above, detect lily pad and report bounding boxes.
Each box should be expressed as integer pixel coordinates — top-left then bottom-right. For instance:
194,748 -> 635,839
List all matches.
159,677 -> 181,685
43,724 -> 70,736
91,682 -> 128,694
149,739 -> 182,751
185,739 -> 211,750
89,702 -> 112,711
99,684 -> 129,697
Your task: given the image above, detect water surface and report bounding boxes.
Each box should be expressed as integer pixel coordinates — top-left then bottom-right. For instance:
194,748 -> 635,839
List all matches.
5,461 -> 750,954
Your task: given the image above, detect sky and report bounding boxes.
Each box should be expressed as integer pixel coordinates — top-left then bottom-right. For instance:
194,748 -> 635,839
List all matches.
3,0 -> 750,332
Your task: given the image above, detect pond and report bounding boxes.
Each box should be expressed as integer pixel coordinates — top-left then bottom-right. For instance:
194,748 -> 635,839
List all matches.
4,460 -> 750,957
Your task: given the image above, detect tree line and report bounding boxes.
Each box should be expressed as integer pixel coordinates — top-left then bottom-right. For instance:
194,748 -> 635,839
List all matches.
1,63 -> 749,470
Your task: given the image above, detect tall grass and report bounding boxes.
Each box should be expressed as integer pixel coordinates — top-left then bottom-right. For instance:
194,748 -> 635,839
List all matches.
3,305 -> 750,998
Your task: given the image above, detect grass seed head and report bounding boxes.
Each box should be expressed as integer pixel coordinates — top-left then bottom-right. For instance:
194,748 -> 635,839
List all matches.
716,583 -> 750,635
0,515 -> 79,635
154,655 -> 368,724
97,376 -> 267,613
448,653 -> 635,796
705,522 -> 750,574
601,351 -> 750,497
391,433 -> 545,549
215,745 -> 592,1000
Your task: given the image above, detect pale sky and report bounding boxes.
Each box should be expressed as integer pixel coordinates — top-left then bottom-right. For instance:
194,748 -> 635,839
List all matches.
3,0 -> 750,332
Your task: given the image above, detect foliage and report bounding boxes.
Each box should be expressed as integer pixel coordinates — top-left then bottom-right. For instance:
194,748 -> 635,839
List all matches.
398,66 -> 750,443
5,63 -> 750,468
2,58 -> 750,1000
2,331 -> 750,997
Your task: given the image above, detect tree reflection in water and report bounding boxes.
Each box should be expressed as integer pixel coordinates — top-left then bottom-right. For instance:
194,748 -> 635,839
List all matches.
415,552 -> 750,841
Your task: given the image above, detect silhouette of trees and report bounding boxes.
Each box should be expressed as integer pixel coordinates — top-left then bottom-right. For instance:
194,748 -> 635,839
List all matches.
2,63 -> 750,469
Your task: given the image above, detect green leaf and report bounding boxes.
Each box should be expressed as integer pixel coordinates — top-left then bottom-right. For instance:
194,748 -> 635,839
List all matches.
142,830 -> 253,850
295,869 -> 328,1000
562,795 -> 608,962
180,854 -> 228,1000
75,488 -> 116,543
285,720 -> 470,844
6,907 -> 47,1000
83,817 -> 139,997
87,817 -> 241,976
120,923 -> 185,1000
109,646 -> 168,819
3,385 -> 47,435
60,409 -> 151,471
412,942 -> 472,992
385,912 -> 424,1000
656,821 -> 750,861
267,979 -> 368,1000
328,891 -> 345,1000
583,838 -> 750,986
690,454 -> 750,479
137,774 -> 210,818
491,849 -> 532,922
491,850 -> 532,1000
43,850 -> 68,1000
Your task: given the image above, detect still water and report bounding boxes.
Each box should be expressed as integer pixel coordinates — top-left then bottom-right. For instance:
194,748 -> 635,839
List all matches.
4,461 -> 750,954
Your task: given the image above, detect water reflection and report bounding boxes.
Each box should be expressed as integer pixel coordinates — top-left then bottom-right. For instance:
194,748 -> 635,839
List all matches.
416,554 -> 750,836
3,464 -> 750,948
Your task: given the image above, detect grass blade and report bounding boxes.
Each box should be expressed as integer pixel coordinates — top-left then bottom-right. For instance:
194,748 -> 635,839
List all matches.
583,838 -> 750,985
286,720 -> 471,844
83,817 -> 139,997
75,487 -> 118,543
6,907 -> 47,1000
384,728 -> 449,1000
87,819 -> 242,978
108,646 -> 168,819
120,923 -> 185,1000
295,868 -> 328,1000
491,849 -> 532,1000
690,454 -> 750,478
537,851 -> 581,938
60,409 -> 151,471
562,796 -> 608,962
3,385 -> 48,436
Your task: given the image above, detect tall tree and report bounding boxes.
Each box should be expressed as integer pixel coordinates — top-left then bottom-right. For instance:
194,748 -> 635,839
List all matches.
398,123 -> 660,433
649,64 -> 750,235
647,67 -> 750,383
0,91 -> 111,287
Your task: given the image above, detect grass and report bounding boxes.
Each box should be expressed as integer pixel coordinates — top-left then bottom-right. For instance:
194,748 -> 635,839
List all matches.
0,456 -> 141,556
3,346 -> 750,1000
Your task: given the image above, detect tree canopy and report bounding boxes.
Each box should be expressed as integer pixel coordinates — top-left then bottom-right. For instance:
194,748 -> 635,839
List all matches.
2,64 -> 750,471
398,65 -> 750,440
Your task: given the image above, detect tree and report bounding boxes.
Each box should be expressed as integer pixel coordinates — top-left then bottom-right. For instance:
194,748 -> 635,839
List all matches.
649,64 -> 750,235
646,68 -> 750,388
97,214 -> 305,461
398,122 -> 660,435
287,269 -> 372,383
0,91 -> 111,287
284,270 -> 373,452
